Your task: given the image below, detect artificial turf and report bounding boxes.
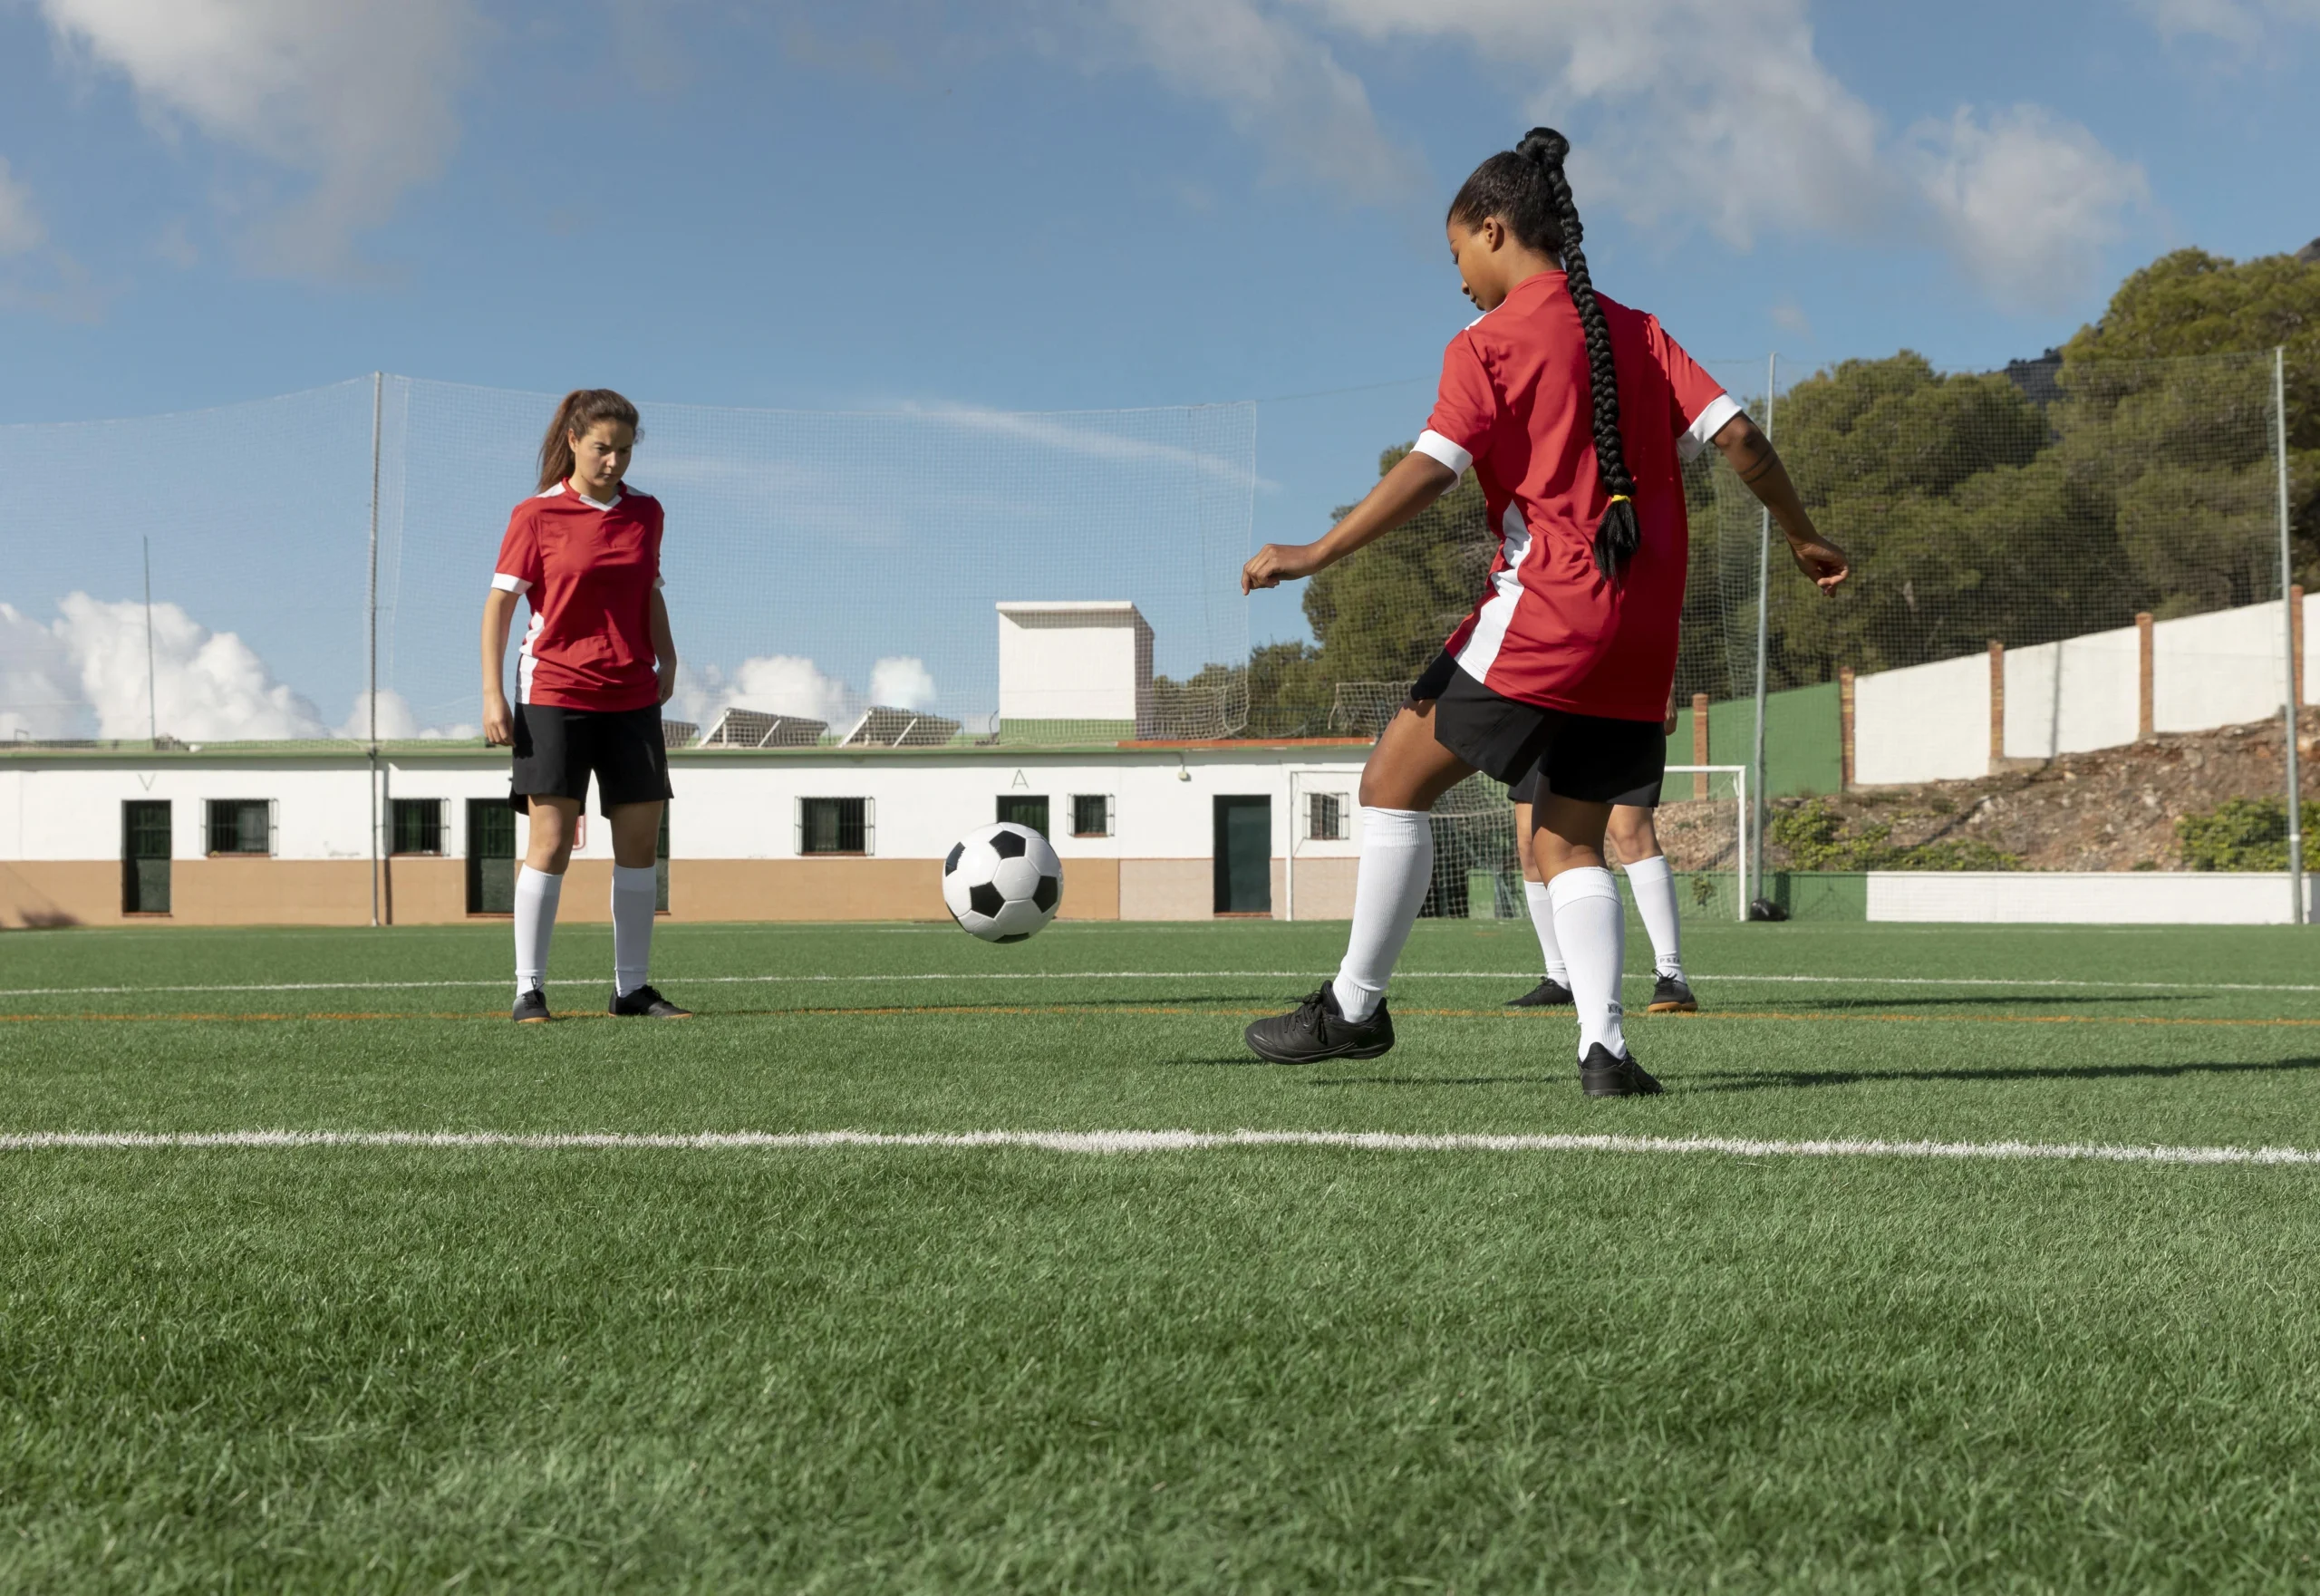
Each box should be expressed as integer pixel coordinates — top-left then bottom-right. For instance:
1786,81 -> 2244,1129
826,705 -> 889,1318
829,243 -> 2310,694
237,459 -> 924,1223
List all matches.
5,917 -> 2320,1590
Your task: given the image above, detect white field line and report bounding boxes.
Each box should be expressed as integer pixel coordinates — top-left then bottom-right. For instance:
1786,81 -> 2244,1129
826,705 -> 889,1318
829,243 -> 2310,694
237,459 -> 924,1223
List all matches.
4,1127 -> 2320,1167
3,972 -> 2316,999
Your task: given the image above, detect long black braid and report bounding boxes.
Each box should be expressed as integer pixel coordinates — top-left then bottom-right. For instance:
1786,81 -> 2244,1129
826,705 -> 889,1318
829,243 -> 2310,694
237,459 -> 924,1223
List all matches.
1447,128 -> 1640,581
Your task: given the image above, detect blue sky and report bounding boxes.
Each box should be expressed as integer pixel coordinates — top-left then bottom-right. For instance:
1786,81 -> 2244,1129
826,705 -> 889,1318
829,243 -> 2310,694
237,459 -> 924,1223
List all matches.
0,0 -> 2315,734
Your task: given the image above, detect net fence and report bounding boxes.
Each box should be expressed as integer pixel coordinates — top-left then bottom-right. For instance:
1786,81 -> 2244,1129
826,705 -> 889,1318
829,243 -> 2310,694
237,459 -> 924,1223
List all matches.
0,377 -> 1257,750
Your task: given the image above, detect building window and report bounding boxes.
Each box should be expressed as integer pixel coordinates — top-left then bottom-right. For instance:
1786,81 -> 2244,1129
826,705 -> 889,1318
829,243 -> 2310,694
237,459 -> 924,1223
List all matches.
1071,794 -> 1113,837
466,798 -> 517,914
996,794 -> 1049,837
391,798 -> 444,856
798,797 -> 872,855
206,799 -> 274,856
1307,792 -> 1348,842
122,800 -> 171,914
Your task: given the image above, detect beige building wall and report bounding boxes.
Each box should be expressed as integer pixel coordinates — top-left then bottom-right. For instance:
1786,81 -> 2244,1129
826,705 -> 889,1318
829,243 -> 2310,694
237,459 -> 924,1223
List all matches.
0,861 -> 121,928
1056,857 -> 1119,920
668,859 -> 948,922
1285,856 -> 1357,920
383,857 -> 468,924
170,859 -> 372,925
1118,858 -> 1213,920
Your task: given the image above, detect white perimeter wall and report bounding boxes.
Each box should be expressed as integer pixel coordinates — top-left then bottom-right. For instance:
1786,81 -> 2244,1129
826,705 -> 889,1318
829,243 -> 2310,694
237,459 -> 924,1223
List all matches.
1869,870 -> 2314,924
1853,653 -> 1989,785
1858,595 -> 2311,784
0,747 -> 1370,866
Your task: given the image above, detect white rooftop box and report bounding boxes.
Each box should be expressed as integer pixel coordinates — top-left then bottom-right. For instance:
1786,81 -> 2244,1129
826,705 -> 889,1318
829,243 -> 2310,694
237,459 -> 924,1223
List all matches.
997,602 -> 1155,738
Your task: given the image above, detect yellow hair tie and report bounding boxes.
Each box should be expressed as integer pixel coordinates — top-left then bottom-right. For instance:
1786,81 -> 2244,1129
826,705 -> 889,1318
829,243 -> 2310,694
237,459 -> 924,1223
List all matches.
1606,494 -> 1632,507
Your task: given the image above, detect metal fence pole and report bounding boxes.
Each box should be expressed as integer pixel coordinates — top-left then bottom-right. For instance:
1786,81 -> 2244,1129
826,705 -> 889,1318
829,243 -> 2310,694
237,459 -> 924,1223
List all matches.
366,372 -> 383,929
2279,346 -> 2305,925
141,537 -> 158,748
1749,353 -> 1776,913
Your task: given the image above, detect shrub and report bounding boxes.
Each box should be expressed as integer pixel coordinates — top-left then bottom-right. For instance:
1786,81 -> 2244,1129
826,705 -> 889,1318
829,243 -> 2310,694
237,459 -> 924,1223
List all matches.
2177,798 -> 2320,871
1770,798 -> 2021,872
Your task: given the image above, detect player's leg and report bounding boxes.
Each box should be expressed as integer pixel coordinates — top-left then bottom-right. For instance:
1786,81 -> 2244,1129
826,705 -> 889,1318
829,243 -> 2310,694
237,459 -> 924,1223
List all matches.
508,702 -> 586,1022
1536,715 -> 1668,1097
1610,803 -> 1696,1013
514,795 -> 578,1021
1506,784 -> 1572,1008
1244,698 -> 1472,1062
599,706 -> 689,1019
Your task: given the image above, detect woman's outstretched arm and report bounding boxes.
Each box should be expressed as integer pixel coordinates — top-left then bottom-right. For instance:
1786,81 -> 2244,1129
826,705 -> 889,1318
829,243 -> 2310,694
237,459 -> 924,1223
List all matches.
1710,415 -> 1849,595
1242,451 -> 1459,593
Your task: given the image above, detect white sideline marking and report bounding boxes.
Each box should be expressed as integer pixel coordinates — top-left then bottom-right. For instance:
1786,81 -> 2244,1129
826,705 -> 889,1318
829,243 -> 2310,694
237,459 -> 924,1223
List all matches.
2,971 -> 2315,999
4,1127 -> 2320,1167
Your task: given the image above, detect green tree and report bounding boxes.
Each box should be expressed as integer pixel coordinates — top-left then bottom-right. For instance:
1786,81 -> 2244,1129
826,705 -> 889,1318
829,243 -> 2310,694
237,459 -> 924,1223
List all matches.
2064,247 -> 2320,583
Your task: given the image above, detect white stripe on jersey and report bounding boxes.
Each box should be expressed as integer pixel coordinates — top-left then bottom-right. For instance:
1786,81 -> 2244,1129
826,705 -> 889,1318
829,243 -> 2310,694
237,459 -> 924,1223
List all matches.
1454,500 -> 1532,684
517,609 -> 545,704
1679,393 -> 1744,463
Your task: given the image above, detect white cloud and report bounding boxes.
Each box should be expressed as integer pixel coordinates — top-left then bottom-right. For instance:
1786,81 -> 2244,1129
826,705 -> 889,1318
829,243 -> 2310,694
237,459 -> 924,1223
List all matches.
3,595 -> 475,741
2135,0 -> 2320,44
37,0 -> 477,275
334,689 -> 475,742
0,159 -> 46,256
725,654 -> 855,726
1101,0 -> 1424,200
1093,0 -> 2148,308
868,655 -> 938,711
52,593 -> 326,740
1907,106 -> 2150,310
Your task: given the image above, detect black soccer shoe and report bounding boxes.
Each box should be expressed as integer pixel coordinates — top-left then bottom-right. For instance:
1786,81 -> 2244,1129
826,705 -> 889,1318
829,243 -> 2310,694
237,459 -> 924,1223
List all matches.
610,984 -> 692,1020
1580,1044 -> 1663,1098
1646,973 -> 1698,1014
1505,976 -> 1575,1009
1243,985 -> 1395,1065
512,988 -> 552,1024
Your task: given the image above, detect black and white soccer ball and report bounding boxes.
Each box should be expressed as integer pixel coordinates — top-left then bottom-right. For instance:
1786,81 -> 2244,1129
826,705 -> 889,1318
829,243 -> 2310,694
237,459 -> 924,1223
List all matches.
942,822 -> 1063,943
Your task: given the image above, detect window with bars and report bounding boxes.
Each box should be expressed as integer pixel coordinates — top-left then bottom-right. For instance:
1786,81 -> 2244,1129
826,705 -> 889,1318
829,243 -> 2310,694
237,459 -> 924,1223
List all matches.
206,799 -> 274,856
1307,792 -> 1348,842
391,798 -> 444,856
798,798 -> 871,855
121,800 -> 171,914
996,794 -> 1049,837
1070,794 -> 1113,837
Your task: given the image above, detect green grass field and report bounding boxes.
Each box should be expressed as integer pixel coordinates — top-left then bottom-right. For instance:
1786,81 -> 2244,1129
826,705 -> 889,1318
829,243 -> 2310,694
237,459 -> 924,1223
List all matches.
6,915 -> 2320,1591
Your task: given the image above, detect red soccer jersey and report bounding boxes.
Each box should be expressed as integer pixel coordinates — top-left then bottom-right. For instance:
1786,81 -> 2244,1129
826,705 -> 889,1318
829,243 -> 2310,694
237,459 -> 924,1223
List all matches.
1413,271 -> 1740,722
489,481 -> 665,712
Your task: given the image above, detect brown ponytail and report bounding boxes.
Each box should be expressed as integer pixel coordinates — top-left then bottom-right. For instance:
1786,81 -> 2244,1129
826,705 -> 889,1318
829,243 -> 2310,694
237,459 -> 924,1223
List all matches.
536,388 -> 641,491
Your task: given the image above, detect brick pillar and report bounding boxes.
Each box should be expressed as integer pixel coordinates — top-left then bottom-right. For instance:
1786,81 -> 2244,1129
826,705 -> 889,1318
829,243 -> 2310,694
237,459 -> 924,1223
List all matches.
1691,692 -> 1710,800
1988,641 -> 2006,772
2136,612 -> 2155,741
1838,667 -> 1856,791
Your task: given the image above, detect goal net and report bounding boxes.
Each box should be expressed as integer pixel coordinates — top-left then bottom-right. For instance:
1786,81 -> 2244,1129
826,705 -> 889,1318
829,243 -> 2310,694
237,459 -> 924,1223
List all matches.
1424,765 -> 1749,925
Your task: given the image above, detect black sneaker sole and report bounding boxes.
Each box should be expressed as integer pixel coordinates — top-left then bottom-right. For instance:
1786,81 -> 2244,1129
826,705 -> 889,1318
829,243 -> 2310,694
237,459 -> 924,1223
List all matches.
1243,1032 -> 1394,1065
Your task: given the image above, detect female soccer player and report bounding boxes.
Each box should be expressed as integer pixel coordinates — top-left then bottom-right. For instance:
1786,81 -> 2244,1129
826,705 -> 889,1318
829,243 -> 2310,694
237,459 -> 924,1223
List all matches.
1240,129 -> 1846,1096
481,388 -> 691,1023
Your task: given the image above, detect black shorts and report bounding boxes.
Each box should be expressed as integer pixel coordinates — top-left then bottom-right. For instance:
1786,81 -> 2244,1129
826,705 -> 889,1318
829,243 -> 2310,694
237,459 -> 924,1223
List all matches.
508,703 -> 673,814
1509,764 -> 1663,809
1412,650 -> 1665,801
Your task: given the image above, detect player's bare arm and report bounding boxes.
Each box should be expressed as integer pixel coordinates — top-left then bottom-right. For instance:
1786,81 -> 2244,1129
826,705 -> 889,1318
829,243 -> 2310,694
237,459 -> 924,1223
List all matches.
1712,414 -> 1849,595
1241,450 -> 1458,593
650,588 -> 679,707
481,586 -> 520,745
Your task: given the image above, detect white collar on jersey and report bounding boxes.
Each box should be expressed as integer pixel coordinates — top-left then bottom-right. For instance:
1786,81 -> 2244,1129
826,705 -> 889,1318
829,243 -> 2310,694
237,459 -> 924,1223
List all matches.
538,480 -> 624,510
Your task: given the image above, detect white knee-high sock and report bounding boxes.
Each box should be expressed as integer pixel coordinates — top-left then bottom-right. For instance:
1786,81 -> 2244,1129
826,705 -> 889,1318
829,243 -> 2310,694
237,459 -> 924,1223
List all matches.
1622,854 -> 1684,978
612,864 -> 659,996
514,866 -> 563,995
1548,866 -> 1626,1059
1330,808 -> 1433,1022
1522,880 -> 1569,982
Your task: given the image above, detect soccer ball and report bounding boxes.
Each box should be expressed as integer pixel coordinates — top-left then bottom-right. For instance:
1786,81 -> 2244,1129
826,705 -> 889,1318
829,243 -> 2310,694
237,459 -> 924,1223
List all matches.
942,822 -> 1063,943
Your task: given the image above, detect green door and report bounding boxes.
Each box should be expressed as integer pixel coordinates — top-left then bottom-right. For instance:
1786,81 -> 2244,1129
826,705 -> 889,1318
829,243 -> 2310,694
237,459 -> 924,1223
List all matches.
996,795 -> 1050,837
121,800 -> 170,914
1213,796 -> 1272,914
467,799 -> 517,914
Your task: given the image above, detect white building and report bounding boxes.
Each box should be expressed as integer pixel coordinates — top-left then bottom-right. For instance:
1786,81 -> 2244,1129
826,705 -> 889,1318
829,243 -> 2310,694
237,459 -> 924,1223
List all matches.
0,603 -> 1374,928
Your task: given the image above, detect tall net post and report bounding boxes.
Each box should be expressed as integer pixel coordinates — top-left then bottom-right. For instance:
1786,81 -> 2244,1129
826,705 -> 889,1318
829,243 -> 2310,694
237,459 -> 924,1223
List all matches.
2281,345 -> 2306,923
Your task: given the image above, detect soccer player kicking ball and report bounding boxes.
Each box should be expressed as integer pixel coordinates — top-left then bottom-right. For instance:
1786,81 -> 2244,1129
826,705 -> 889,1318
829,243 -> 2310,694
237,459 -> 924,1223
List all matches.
481,388 -> 692,1024
1241,130 -> 1845,1097
1507,693 -> 1696,1016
